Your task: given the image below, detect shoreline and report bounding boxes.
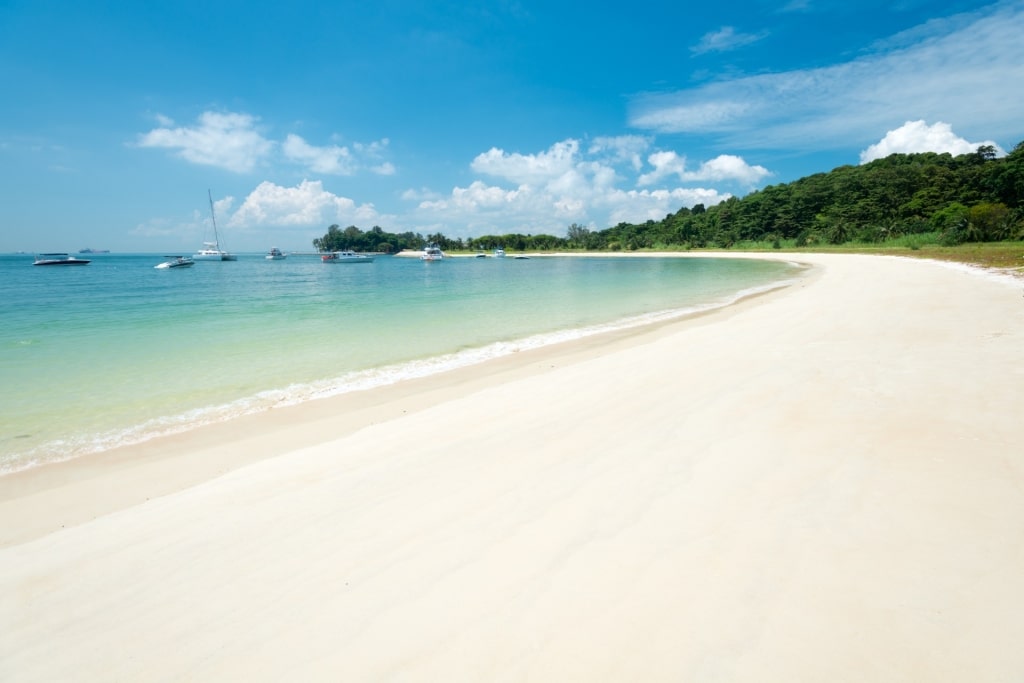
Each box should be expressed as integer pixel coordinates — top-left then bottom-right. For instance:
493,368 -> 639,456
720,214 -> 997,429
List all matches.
0,250 -> 798,478
0,253 -> 811,547
3,252 -> 1023,681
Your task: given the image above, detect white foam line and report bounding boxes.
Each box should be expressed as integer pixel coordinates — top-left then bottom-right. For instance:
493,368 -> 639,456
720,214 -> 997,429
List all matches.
1,276 -> 799,475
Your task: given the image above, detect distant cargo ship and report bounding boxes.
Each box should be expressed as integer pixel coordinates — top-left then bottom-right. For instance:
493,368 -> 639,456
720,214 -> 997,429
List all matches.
78,248 -> 110,253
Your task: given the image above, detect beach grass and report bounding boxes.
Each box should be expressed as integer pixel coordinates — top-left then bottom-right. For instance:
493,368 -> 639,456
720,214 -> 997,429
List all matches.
653,237 -> 1024,272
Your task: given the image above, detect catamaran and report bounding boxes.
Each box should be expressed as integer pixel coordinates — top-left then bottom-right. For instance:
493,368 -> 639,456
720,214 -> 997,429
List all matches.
194,190 -> 237,261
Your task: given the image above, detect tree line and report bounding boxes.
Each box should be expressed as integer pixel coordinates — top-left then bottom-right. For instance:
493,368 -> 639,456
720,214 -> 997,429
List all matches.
314,141 -> 1024,253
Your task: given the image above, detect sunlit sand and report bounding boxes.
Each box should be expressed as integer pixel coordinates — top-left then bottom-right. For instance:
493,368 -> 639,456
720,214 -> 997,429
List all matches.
2,253 -> 1022,681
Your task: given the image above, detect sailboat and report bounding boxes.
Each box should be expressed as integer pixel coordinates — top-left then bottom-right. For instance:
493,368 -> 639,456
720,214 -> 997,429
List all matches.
194,190 -> 237,261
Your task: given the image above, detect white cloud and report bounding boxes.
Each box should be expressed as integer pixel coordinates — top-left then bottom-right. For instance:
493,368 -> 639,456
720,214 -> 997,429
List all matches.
588,135 -> 651,170
605,188 -> 732,226
691,26 -> 768,55
227,180 -> 380,229
629,2 -> 1024,152
354,139 -> 396,176
638,151 -> 770,186
402,187 -> 442,202
859,120 -> 1005,163
471,140 -> 580,184
137,112 -> 273,173
138,112 -> 394,177
412,138 -> 760,237
638,151 -> 687,186
282,134 -> 356,174
691,154 -> 772,184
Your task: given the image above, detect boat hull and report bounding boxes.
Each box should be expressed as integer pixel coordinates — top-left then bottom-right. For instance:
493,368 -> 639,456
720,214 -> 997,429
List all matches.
155,257 -> 194,269
33,260 -> 90,266
322,252 -> 374,263
33,253 -> 90,266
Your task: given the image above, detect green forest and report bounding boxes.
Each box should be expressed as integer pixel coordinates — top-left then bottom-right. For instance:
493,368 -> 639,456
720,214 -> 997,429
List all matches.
314,141 -> 1024,254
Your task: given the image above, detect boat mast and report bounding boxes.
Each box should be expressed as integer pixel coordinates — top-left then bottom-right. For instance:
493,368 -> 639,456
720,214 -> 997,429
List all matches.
208,189 -> 221,248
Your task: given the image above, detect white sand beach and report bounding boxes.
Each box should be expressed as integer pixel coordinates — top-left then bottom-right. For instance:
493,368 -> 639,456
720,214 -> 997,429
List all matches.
2,252 -> 1023,681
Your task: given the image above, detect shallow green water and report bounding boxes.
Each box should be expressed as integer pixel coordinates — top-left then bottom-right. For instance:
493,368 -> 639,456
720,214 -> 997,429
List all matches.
0,252 -> 799,472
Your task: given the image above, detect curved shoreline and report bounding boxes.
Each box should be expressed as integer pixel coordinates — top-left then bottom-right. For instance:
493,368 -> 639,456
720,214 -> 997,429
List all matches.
2,252 -> 1023,681
1,253 -> 796,475
0,254 -> 811,545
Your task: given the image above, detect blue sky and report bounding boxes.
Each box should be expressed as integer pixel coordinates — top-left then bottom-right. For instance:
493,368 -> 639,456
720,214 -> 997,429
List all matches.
2,0 -> 1021,252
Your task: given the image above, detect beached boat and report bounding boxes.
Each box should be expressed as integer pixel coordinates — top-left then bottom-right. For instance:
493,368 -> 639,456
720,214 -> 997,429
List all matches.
33,253 -> 90,266
421,243 -> 444,261
154,255 -> 194,269
321,250 -> 375,263
193,190 -> 237,261
266,247 -> 287,260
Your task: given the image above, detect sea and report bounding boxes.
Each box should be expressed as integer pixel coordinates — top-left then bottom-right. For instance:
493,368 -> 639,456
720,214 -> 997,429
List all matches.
0,251 -> 800,474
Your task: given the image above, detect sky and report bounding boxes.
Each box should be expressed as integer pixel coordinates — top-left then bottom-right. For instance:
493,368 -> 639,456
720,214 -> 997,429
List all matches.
1,0 -> 1022,253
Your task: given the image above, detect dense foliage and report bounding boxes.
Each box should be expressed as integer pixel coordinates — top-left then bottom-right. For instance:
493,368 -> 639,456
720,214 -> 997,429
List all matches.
312,224 -> 427,253
314,141 -> 1024,253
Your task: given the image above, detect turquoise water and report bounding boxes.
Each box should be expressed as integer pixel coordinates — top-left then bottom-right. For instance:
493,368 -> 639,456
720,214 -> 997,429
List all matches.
0,252 -> 799,473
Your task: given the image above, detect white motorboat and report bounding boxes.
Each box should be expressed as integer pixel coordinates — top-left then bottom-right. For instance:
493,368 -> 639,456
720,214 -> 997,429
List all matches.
494,248 -> 506,258
266,247 -> 287,260
33,253 -> 90,266
321,250 -> 375,263
155,255 -> 194,269
194,190 -> 237,261
421,243 -> 444,261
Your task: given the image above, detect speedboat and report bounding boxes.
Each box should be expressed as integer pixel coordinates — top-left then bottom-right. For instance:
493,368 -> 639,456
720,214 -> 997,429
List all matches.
33,253 -> 90,266
321,250 -> 375,263
155,255 -> 194,269
421,243 -> 444,261
266,247 -> 287,260
494,248 -> 506,258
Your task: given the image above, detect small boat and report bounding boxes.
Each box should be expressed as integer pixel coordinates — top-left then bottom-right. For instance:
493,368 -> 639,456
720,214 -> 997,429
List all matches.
494,248 -> 506,258
421,243 -> 444,261
321,250 -> 375,263
155,255 -> 194,269
33,253 -> 90,266
513,255 -> 530,260
475,251 -> 487,258
265,247 -> 287,260
193,190 -> 237,261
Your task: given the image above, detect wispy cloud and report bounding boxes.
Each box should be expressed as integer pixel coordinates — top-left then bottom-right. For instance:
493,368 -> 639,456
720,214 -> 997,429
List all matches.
631,2 -> 1024,151
691,26 -> 768,55
137,111 -> 394,176
281,134 -> 356,175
